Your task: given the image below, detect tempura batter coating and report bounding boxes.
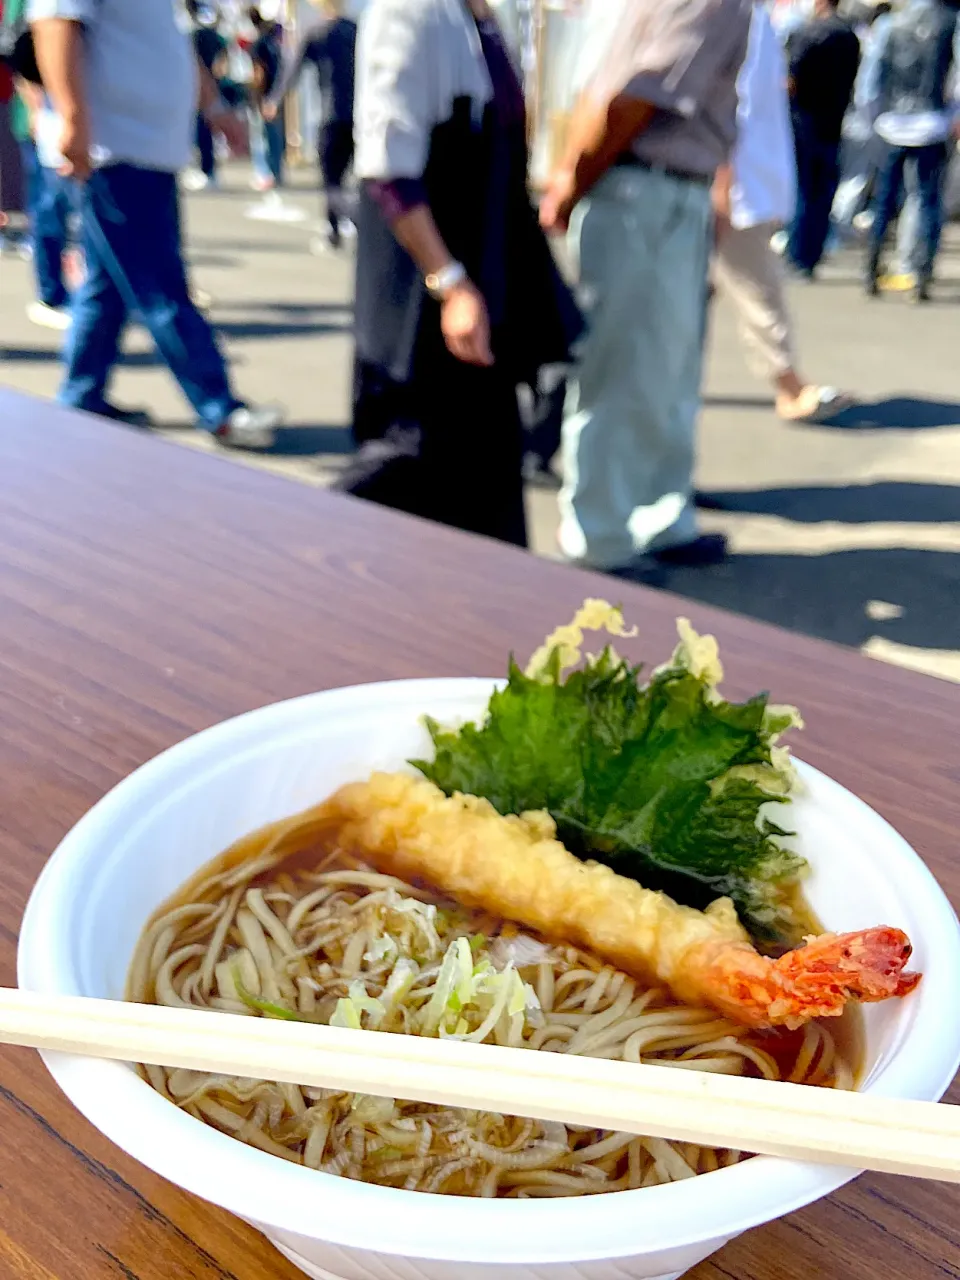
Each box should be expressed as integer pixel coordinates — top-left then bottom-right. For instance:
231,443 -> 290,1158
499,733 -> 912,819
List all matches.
316,773 -> 919,1029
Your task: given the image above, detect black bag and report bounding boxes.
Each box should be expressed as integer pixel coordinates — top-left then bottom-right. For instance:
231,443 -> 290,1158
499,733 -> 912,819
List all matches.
0,16 -> 42,85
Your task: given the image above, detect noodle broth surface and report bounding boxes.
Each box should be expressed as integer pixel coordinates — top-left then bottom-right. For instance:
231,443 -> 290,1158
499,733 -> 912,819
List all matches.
129,811 -> 860,1198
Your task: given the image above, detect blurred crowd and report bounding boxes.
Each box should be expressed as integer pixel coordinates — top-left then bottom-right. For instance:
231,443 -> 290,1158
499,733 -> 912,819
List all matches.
0,0 -> 958,577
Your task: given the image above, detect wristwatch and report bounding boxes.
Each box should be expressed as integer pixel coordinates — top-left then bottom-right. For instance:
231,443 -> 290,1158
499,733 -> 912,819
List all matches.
425,261 -> 467,301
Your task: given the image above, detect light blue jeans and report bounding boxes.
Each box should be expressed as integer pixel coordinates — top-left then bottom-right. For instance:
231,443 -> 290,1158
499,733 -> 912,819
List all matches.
560,166 -> 712,568
248,109 -> 285,186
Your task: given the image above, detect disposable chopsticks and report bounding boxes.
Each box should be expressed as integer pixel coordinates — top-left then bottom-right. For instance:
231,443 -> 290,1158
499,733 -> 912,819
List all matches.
1,987 -> 957,1182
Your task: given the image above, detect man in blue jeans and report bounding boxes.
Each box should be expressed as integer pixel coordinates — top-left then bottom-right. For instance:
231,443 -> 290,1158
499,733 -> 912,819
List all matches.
14,79 -> 78,329
29,0 -> 281,447
859,0 -> 960,303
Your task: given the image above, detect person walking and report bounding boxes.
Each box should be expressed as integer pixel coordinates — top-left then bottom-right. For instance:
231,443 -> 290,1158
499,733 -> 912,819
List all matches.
0,0 -> 26,255
344,0 -> 581,547
28,0 -> 282,446
186,0 -> 227,190
264,0 -> 356,250
18,76 -> 79,329
860,0 -> 960,302
247,6 -> 284,191
713,0 -> 851,424
2,0 -> 42,267
785,0 -> 861,278
540,0 -> 752,575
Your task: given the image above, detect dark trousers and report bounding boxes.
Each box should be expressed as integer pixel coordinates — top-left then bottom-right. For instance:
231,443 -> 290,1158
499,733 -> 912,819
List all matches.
61,164 -> 239,427
788,113 -> 841,273
318,119 -> 354,239
347,325 -> 527,548
869,141 -> 948,282
195,113 -> 216,180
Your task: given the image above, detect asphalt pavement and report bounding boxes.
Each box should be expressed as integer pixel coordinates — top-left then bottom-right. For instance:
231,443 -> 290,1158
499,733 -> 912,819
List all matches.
2,163 -> 958,682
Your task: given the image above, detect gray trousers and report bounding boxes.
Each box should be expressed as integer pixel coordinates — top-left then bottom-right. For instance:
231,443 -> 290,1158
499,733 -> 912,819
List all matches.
560,166 -> 712,568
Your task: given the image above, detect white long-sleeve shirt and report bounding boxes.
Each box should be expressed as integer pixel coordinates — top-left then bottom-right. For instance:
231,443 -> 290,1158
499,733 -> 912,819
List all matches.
730,4 -> 797,229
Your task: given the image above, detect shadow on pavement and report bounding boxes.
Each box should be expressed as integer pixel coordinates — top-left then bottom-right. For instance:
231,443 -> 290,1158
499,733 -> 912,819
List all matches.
214,318 -> 349,341
270,425 -> 354,456
704,394 -> 960,428
827,397 -> 960,429
211,300 -> 351,316
187,252 -> 243,269
697,481 -> 960,523
661,546 -> 959,654
156,423 -> 354,456
1,347 -> 162,368
192,238 -> 318,255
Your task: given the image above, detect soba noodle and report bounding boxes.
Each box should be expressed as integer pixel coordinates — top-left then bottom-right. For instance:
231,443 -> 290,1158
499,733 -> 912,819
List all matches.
130,815 -> 856,1199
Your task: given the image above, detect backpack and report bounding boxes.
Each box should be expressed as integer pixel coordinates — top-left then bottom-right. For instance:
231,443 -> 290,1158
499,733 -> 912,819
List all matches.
879,0 -> 957,116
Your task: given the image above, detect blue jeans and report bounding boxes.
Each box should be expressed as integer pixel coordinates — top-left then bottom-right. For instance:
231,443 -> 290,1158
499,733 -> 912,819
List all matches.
788,113 -> 841,273
18,140 -> 43,231
61,163 -> 239,427
32,163 -> 77,308
869,141 -> 948,282
560,166 -> 712,567
248,109 -> 284,185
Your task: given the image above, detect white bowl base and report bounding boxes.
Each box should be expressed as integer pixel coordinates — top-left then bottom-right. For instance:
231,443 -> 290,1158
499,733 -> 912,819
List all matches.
19,677 -> 960,1280
268,1235 -> 686,1280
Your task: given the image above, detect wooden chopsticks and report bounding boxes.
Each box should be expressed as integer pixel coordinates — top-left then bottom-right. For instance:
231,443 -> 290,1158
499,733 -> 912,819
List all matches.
0,987 -> 957,1183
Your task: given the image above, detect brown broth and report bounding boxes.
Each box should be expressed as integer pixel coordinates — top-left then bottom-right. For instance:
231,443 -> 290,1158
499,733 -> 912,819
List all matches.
142,802 -> 864,1092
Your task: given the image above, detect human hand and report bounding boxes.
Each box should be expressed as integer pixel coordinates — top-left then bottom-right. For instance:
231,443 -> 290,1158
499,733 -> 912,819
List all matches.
262,101 -> 279,123
441,281 -> 494,367
208,107 -> 247,156
711,166 -> 732,244
540,168 -> 577,235
58,112 -> 92,181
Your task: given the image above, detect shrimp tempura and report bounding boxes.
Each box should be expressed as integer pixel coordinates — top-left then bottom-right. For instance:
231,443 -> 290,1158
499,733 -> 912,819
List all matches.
314,773 -> 919,1030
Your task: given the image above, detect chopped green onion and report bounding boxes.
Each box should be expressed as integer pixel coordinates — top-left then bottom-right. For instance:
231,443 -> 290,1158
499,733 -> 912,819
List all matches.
234,970 -> 301,1021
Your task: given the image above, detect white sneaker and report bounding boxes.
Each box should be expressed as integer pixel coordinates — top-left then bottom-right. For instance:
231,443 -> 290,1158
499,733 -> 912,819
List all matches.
337,218 -> 357,241
183,170 -> 213,192
214,405 -> 283,451
27,300 -> 72,331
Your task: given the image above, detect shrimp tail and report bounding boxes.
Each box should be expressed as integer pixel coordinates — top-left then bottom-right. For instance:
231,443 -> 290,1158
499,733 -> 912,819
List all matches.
694,927 -> 920,1030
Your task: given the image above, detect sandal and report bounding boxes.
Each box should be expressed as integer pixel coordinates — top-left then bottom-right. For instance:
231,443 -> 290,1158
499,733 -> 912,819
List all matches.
779,386 -> 854,425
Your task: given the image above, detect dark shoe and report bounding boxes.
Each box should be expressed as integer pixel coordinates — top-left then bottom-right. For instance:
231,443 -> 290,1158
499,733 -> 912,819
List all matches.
606,558 -> 668,589
95,403 -> 154,428
786,261 -> 816,281
651,533 -> 728,568
865,247 -> 882,298
693,490 -> 726,510
912,278 -> 932,304
522,452 -> 560,487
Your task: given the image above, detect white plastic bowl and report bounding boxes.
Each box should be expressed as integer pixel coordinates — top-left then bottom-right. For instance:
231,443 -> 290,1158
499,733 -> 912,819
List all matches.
18,678 -> 960,1280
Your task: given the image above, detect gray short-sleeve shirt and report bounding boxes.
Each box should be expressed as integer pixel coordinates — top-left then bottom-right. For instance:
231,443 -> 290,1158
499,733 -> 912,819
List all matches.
28,0 -> 197,174
587,0 -> 753,179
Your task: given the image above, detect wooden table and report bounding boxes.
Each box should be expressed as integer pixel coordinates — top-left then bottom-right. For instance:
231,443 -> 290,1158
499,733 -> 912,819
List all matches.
0,388 -> 957,1280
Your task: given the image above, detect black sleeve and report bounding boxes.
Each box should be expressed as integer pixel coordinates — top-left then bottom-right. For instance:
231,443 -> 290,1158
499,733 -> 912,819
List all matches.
785,27 -> 807,73
268,21 -> 329,107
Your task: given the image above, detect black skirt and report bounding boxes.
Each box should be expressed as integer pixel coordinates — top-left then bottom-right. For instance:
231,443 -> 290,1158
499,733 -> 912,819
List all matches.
340,96 -> 581,548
